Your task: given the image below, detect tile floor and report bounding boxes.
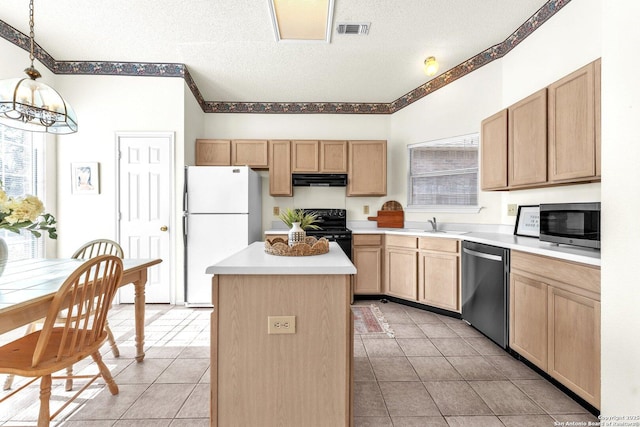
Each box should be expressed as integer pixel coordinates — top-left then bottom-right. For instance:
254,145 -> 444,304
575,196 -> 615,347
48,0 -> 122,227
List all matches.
0,300 -> 600,426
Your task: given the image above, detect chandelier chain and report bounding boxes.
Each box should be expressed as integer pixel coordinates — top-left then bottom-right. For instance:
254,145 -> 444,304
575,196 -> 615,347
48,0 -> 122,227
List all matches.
28,0 -> 35,66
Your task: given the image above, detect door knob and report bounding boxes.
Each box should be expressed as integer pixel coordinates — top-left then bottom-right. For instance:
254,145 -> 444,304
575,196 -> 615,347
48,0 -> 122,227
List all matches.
160,226 -> 168,232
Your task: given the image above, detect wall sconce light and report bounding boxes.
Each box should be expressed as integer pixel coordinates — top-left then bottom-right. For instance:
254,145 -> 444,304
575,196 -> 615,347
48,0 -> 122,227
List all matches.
423,56 -> 439,77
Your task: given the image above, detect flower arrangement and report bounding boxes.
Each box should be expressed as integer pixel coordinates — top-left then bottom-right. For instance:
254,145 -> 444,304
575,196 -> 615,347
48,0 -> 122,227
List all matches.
278,208 -> 321,230
0,182 -> 57,239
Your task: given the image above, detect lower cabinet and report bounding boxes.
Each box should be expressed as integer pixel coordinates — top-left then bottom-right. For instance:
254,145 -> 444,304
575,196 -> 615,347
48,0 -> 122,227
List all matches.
352,234 -> 383,294
509,250 -> 600,409
384,235 -> 418,300
418,237 -> 460,312
509,273 -> 548,370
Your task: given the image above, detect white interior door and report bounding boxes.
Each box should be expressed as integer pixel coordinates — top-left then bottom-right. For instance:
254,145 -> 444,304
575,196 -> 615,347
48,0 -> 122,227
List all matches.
117,132 -> 173,303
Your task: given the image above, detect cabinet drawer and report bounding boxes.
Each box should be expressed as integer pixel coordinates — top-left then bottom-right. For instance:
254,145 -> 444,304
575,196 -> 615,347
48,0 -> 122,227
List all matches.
419,237 -> 459,253
385,235 -> 417,249
511,251 -> 600,296
353,234 -> 383,246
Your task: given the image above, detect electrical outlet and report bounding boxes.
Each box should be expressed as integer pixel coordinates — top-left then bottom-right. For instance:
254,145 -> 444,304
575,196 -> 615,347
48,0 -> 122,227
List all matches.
273,206 -> 280,216
267,316 -> 296,334
507,204 -> 518,216
363,205 -> 369,215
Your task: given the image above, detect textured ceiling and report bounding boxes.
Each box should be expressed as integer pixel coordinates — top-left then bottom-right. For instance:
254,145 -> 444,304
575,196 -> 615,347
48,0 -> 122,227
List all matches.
0,0 -> 551,105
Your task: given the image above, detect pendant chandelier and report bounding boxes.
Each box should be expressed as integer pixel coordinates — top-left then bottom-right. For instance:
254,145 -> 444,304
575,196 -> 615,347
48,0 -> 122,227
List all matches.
0,0 -> 77,134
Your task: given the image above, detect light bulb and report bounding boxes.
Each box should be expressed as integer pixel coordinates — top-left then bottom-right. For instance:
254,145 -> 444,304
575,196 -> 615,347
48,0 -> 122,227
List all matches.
423,56 -> 439,77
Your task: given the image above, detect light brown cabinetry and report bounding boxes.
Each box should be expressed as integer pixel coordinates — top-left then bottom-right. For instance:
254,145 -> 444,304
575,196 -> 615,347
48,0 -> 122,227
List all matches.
480,58 -> 601,191
418,238 -> 460,312
231,139 -> 268,168
291,140 -> 348,173
348,140 -> 387,196
508,88 -> 548,187
480,109 -> 508,190
291,140 -> 320,172
320,140 -> 348,172
548,59 -> 599,182
268,140 -> 292,196
196,139 -> 268,167
352,234 -> 383,294
196,139 -> 231,166
384,235 -> 417,300
509,273 -> 548,369
509,250 -> 600,408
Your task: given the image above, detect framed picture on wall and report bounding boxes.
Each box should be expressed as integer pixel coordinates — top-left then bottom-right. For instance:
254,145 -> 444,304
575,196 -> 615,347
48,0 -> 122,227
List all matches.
71,162 -> 100,195
514,205 -> 540,237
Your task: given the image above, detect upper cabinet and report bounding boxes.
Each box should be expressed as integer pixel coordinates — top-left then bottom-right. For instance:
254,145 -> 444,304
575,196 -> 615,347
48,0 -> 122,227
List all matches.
269,140 -> 292,197
508,88 -> 548,188
347,140 -> 387,196
231,139 -> 268,168
196,139 -> 268,168
291,140 -> 348,173
196,139 -> 231,166
548,59 -> 599,182
291,140 -> 320,172
320,140 -> 348,173
480,110 -> 508,190
480,58 -> 601,191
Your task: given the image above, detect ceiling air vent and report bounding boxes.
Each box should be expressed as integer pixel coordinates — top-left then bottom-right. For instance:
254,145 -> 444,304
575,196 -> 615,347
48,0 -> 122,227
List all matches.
336,22 -> 370,35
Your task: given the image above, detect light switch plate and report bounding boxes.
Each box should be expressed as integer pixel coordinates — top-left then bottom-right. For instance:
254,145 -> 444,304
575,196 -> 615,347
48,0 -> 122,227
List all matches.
268,316 -> 296,334
273,206 -> 280,216
363,205 -> 369,215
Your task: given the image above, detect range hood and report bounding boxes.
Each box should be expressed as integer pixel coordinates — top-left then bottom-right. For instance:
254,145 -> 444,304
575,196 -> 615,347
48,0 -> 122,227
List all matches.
292,173 -> 347,187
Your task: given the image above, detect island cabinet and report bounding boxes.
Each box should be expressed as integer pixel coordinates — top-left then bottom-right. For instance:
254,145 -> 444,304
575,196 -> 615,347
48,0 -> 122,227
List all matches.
196,139 -> 231,166
347,140 -> 387,196
384,235 -> 417,300
208,242 -> 355,427
352,234 -> 383,294
508,88 -> 548,188
548,59 -> 600,182
509,250 -> 601,409
231,139 -> 268,168
268,140 -> 292,196
417,237 -> 460,312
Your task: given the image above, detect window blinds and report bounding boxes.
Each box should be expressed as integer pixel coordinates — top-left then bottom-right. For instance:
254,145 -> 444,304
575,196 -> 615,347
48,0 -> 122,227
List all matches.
408,133 -> 479,207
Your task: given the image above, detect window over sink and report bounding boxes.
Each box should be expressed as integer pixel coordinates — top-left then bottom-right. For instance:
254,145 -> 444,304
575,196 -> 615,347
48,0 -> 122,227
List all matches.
407,133 -> 479,212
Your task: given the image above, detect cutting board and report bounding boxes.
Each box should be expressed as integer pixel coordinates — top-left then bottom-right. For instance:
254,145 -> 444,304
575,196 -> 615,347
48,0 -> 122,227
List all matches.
367,210 -> 404,228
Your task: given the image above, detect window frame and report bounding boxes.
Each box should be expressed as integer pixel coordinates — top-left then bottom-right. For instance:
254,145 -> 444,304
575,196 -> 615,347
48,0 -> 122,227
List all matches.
406,133 -> 481,213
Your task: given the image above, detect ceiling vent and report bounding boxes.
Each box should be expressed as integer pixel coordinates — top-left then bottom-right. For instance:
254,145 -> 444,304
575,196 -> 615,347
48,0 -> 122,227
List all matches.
336,22 -> 370,35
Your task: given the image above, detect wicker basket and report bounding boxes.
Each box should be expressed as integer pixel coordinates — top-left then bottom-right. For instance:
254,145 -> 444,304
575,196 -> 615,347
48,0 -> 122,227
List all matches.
265,236 -> 330,256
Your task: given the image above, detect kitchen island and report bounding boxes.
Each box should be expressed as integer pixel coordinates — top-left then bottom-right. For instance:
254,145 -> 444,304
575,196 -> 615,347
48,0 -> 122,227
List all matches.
206,241 -> 356,427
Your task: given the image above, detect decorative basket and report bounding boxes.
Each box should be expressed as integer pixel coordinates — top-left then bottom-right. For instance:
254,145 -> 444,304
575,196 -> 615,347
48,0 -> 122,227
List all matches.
265,236 -> 330,256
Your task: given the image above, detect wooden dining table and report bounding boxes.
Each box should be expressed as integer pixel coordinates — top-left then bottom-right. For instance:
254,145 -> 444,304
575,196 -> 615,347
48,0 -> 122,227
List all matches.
0,257 -> 162,362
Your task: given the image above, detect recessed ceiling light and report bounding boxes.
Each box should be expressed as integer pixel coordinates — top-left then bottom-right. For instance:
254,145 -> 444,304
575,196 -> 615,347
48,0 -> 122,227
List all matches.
268,0 -> 335,43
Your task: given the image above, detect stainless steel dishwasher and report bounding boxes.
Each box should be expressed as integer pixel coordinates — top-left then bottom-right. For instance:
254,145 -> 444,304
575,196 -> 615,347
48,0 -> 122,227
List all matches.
461,241 -> 510,348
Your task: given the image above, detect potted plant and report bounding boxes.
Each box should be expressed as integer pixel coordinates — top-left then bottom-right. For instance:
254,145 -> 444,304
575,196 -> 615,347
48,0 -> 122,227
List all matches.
279,208 -> 321,247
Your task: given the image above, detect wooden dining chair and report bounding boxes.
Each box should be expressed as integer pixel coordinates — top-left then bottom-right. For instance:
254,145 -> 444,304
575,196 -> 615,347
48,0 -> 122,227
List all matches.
0,255 -> 123,427
71,239 -> 124,359
3,238 -> 124,392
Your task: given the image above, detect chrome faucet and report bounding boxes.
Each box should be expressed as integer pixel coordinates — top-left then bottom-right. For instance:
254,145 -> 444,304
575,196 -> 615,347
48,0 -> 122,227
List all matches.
428,217 -> 437,232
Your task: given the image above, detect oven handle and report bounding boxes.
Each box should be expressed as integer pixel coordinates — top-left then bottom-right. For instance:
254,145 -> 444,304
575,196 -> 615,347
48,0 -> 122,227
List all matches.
462,247 -> 503,262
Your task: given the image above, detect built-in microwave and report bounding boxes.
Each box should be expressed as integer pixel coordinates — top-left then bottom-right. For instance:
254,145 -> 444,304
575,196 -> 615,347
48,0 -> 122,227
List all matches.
539,202 -> 601,249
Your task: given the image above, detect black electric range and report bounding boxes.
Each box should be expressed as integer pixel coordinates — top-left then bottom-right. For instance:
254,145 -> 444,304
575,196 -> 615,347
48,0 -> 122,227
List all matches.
302,208 -> 352,259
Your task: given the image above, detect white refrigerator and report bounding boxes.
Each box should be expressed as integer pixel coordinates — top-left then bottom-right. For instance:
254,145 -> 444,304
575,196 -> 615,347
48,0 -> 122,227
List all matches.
183,166 -> 262,306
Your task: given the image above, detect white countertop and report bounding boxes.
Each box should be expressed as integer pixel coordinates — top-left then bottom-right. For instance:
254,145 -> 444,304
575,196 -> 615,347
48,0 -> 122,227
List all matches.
264,227 -> 601,266
206,242 -> 357,275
